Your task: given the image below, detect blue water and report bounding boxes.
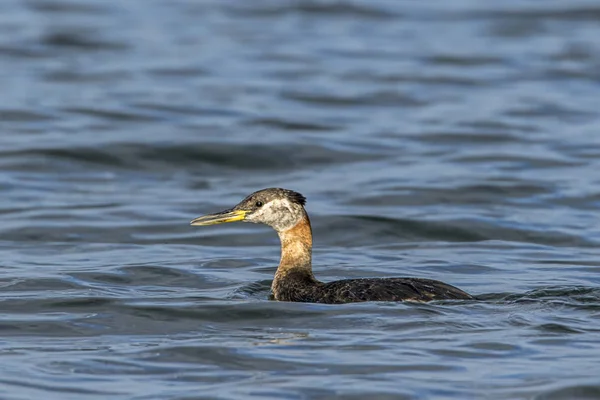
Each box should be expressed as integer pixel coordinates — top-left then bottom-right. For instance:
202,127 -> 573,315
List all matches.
1,1 -> 600,399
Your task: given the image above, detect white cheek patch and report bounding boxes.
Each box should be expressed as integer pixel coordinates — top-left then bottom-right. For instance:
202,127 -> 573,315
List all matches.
262,199 -> 288,225
247,198 -> 301,231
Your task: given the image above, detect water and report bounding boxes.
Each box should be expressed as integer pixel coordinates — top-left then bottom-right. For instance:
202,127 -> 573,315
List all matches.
1,0 -> 600,398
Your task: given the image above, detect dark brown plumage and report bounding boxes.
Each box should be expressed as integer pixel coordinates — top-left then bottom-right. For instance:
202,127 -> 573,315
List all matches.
191,188 -> 472,304
272,270 -> 471,304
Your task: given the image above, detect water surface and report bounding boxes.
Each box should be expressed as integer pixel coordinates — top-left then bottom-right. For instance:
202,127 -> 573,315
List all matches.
1,1 -> 600,399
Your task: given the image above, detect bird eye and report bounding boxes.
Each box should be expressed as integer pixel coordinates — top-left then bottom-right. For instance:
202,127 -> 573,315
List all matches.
255,201 -> 263,208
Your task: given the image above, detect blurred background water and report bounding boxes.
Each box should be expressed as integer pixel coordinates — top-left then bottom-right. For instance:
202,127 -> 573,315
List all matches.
1,0 -> 600,399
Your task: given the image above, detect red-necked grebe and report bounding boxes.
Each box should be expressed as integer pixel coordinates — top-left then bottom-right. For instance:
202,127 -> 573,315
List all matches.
190,188 -> 472,304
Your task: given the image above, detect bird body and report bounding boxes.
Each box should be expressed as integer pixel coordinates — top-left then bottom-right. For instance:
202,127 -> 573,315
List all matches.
191,188 -> 472,304
274,274 -> 472,304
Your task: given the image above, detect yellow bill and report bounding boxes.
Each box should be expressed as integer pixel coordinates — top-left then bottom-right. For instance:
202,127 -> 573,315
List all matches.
190,209 -> 246,226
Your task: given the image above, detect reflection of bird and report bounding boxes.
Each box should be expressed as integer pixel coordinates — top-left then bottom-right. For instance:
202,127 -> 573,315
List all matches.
191,188 -> 472,304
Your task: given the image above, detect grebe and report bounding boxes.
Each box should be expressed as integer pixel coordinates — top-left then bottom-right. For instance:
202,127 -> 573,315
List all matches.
190,188 -> 472,304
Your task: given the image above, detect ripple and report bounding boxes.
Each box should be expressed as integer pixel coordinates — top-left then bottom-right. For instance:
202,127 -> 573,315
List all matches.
224,1 -> 398,19
246,116 -> 341,132
0,109 -> 56,122
40,31 -> 128,51
0,142 -> 380,173
534,385 -> 600,400
282,89 -> 426,107
27,1 -> 111,15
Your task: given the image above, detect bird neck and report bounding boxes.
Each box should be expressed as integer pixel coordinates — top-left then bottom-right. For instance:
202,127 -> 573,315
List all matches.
273,214 -> 316,295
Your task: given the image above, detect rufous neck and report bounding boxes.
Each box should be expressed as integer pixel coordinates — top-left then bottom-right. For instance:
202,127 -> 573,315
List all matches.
275,214 -> 313,275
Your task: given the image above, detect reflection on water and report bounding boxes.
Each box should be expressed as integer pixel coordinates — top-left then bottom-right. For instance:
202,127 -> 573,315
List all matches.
1,0 -> 600,399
